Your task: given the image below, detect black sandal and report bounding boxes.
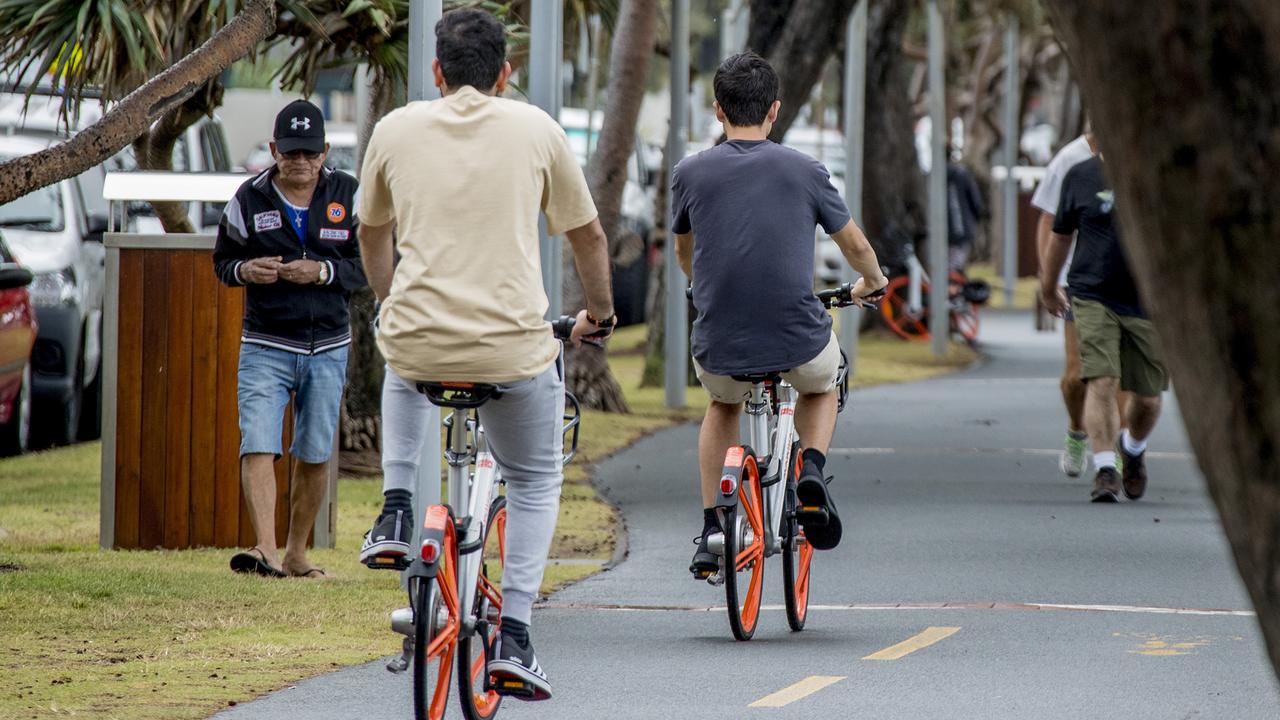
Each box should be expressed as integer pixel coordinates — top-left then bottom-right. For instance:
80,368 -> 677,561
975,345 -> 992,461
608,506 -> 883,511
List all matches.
230,547 -> 287,578
795,476 -> 843,550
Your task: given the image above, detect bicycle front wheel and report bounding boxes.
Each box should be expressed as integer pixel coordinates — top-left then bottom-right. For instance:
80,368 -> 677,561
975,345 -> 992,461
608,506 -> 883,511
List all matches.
782,443 -> 813,631
458,497 -> 507,720
881,275 -> 931,341
413,524 -> 460,720
723,449 -> 765,641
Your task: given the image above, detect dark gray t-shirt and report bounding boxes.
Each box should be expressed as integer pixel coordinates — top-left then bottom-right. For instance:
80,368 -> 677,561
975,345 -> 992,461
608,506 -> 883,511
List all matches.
672,139 -> 851,375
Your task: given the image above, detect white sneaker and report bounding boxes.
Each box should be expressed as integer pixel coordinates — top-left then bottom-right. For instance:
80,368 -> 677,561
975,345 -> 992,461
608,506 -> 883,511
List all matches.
1059,432 -> 1089,477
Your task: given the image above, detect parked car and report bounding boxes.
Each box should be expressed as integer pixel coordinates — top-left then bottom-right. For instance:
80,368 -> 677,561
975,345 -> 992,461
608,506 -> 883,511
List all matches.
559,107 -> 656,326
0,134 -> 107,446
0,233 -> 37,456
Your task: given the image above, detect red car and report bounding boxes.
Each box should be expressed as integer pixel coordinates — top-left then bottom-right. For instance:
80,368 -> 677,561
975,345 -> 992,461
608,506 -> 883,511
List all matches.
0,232 -> 37,455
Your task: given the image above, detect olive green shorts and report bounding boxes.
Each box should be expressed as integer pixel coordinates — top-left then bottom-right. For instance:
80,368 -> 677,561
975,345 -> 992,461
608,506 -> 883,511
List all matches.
1071,297 -> 1168,397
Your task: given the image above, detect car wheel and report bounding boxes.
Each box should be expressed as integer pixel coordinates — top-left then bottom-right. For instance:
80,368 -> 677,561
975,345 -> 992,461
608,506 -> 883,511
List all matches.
78,352 -> 103,442
0,365 -> 31,456
32,350 -> 82,448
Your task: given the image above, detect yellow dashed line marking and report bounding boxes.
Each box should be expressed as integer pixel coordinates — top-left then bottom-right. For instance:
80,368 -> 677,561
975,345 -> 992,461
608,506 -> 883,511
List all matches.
748,675 -> 846,708
862,626 -> 961,660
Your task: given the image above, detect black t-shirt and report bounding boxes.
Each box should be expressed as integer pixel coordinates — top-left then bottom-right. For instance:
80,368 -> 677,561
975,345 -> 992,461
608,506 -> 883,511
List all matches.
1053,156 -> 1144,317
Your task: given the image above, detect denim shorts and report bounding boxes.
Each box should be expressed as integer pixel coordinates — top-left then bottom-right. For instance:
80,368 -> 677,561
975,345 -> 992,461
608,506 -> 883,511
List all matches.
237,343 -> 349,464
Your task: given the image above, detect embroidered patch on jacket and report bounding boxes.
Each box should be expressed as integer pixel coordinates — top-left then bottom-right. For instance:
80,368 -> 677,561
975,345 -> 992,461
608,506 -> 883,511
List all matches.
326,202 -> 346,223
253,210 -> 283,232
319,228 -> 350,241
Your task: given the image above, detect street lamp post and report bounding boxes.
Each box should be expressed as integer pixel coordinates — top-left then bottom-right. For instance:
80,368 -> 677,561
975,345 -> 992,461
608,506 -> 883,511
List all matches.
840,1 -> 868,372
530,0 -> 565,318
927,0 -> 948,357
1002,16 -> 1020,308
665,0 -> 690,409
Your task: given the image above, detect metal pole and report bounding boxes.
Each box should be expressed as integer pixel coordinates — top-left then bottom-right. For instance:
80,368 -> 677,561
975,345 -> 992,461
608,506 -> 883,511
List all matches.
927,0 -> 948,357
408,0 -> 442,102
665,0 -> 690,409
531,0 -> 565,318
840,2 -> 867,372
407,0 -> 443,567
1001,16 -> 1020,308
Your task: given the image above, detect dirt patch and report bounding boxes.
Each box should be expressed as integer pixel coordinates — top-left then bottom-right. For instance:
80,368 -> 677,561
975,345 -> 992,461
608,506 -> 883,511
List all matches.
0,562 -> 25,573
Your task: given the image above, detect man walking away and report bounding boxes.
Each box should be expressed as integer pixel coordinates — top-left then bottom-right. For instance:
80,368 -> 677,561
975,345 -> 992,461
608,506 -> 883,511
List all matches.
214,100 -> 365,577
1040,134 -> 1165,503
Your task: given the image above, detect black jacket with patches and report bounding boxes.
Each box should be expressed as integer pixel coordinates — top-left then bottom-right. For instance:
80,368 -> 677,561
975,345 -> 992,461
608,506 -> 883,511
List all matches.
213,166 -> 366,354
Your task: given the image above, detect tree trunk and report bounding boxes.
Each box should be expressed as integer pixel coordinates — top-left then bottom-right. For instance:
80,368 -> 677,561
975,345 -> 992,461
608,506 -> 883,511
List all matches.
758,0 -> 858,143
131,82 -> 225,234
562,0 -> 660,413
1044,0 -> 1280,678
0,0 -> 275,205
861,0 -> 925,263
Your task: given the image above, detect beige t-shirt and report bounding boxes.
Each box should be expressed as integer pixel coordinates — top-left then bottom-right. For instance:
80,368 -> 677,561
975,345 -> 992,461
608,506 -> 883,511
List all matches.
359,87 -> 598,383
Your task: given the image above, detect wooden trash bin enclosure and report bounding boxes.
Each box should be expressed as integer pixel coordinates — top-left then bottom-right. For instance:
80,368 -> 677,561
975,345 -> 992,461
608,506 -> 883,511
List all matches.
99,173 -> 336,550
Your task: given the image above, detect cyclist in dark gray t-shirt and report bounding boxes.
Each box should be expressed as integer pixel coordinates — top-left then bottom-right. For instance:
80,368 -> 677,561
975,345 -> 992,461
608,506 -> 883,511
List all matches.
673,52 -> 887,573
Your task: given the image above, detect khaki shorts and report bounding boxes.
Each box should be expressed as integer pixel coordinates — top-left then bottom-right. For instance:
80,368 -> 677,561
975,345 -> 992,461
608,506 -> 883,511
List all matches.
694,332 -> 842,404
1072,297 -> 1168,397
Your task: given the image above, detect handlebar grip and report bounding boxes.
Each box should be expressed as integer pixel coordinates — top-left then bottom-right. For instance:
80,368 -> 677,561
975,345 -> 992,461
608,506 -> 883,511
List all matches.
551,315 -> 576,340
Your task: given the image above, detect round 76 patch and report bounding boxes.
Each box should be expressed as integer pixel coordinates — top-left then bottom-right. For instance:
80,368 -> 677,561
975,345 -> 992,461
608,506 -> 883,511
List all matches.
326,202 -> 346,223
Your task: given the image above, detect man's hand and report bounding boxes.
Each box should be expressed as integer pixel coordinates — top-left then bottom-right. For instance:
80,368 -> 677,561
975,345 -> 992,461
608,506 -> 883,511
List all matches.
278,259 -> 323,284
1041,282 -> 1069,317
850,273 -> 889,307
240,257 -> 283,284
569,309 -> 613,348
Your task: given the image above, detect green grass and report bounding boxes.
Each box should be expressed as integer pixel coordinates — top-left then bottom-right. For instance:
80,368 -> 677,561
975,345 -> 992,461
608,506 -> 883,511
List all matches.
0,324 -> 975,719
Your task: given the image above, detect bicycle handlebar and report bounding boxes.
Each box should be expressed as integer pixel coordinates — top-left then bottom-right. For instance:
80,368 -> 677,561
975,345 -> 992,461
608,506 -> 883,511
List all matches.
817,282 -> 886,309
551,315 -> 608,347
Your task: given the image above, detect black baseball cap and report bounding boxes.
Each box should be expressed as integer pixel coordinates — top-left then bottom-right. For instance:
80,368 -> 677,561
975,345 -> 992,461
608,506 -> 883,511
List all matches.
273,99 -> 326,154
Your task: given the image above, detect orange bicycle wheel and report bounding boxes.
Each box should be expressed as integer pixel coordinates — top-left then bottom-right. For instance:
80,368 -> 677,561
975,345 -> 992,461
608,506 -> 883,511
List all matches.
458,498 -> 506,720
782,443 -> 813,631
414,516 -> 460,720
880,275 -> 931,341
948,271 -> 981,344
723,450 -> 765,641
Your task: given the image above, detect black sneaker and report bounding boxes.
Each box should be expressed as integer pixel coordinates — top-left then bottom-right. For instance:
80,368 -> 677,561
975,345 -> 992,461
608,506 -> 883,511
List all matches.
359,510 -> 412,568
795,464 -> 842,550
1091,467 -> 1121,503
489,630 -> 552,701
1118,444 -> 1148,500
689,529 -> 719,579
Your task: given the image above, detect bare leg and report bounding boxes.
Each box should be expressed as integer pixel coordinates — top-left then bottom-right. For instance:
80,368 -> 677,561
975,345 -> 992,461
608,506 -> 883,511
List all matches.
1117,390 -> 1134,432
699,401 -> 742,507
1084,376 -> 1121,456
1062,321 -> 1087,432
240,453 -> 283,571
795,391 -> 838,454
281,459 -> 329,576
1125,393 -> 1162,441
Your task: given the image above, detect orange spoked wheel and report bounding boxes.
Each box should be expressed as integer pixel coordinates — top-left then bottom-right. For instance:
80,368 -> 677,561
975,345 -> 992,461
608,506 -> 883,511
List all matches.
880,275 -> 931,341
413,514 -> 460,720
782,442 -> 813,632
458,498 -> 507,720
723,450 -> 765,641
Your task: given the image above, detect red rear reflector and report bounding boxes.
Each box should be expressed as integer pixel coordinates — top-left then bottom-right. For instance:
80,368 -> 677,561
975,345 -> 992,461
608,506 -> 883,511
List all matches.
720,474 -> 737,495
421,538 -> 441,563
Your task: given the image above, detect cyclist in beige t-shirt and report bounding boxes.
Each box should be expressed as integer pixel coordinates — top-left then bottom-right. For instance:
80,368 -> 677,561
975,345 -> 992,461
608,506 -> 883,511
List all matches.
356,8 -> 614,701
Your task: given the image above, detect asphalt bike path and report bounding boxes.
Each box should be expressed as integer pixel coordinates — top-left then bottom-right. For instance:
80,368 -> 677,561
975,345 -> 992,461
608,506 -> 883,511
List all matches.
219,311 -> 1280,719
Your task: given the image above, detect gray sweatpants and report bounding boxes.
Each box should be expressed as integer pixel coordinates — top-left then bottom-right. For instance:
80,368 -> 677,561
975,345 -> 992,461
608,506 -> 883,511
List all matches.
380,360 -> 565,626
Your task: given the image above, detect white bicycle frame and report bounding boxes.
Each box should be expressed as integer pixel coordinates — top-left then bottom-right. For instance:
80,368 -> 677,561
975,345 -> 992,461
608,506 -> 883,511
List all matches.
743,379 -> 799,556
441,407 -> 503,636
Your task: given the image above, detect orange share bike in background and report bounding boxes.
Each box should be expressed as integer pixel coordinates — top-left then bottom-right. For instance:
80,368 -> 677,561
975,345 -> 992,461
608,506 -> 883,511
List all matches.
877,242 -> 990,345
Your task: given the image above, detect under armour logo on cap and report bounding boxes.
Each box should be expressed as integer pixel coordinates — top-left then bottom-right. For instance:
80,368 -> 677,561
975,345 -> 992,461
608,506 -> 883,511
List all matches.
273,99 -> 325,155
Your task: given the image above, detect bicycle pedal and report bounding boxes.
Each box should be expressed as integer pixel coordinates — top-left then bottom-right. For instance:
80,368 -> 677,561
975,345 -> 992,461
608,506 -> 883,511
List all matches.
491,677 -> 537,699
364,553 -> 411,571
796,506 -> 831,525
706,571 -> 725,587
691,568 -> 714,581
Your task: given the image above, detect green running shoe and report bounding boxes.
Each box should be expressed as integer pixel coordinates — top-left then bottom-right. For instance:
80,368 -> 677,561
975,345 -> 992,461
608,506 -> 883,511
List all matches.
1060,432 -> 1089,477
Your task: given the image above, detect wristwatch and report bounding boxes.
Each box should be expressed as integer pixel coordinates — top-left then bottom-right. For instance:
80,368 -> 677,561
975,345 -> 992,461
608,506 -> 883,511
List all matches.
315,262 -> 331,285
586,311 -> 616,329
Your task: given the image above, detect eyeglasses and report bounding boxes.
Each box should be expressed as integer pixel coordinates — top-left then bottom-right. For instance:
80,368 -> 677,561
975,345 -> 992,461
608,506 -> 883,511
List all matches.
281,150 -> 322,160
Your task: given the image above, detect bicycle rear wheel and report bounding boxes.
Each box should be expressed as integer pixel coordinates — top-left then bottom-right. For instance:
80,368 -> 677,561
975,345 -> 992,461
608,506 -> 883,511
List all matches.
782,443 -> 813,631
949,272 -> 980,343
880,275 -> 931,341
723,449 -> 765,641
458,498 -> 507,720
414,518 -> 460,720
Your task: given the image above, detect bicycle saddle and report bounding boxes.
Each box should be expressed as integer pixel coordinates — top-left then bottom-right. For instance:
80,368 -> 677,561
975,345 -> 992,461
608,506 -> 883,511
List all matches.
730,371 -> 786,384
416,381 -> 504,408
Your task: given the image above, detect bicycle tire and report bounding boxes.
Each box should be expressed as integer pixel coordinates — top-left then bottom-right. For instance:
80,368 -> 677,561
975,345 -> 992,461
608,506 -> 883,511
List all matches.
458,497 -> 507,720
880,275 -> 931,341
782,442 -> 813,632
414,520 -> 459,720
948,272 -> 980,344
723,449 -> 765,641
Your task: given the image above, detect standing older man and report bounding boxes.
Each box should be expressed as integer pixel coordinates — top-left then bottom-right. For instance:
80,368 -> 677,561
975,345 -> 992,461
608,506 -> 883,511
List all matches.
214,99 -> 366,578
